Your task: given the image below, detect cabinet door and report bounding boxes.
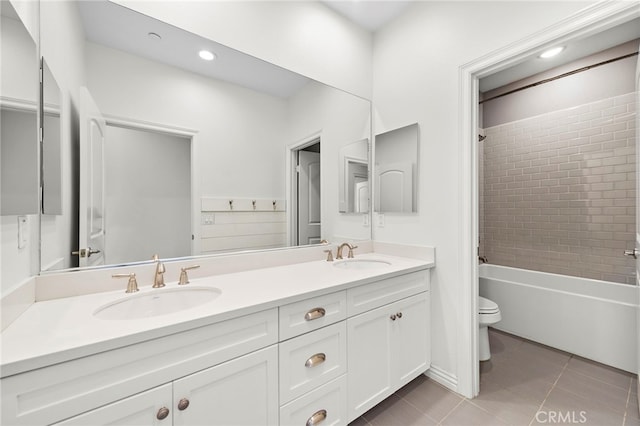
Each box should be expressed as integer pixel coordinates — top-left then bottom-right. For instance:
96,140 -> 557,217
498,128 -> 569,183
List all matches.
392,292 -> 430,388
347,304 -> 394,421
54,384 -> 172,426
173,345 -> 278,426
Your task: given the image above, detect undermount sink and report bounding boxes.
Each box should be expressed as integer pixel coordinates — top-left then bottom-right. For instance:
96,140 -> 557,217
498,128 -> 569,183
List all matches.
333,259 -> 392,270
94,287 -> 221,320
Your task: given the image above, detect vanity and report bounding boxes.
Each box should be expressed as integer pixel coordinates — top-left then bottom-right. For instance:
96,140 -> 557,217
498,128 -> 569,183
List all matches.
1,246 -> 434,425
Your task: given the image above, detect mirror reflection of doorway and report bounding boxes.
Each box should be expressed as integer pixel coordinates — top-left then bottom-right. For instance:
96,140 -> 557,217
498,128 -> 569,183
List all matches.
104,124 -> 192,264
295,140 -> 321,245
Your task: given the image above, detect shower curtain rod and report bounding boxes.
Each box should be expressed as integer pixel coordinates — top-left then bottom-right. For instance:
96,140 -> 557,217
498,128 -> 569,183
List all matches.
479,51 -> 639,105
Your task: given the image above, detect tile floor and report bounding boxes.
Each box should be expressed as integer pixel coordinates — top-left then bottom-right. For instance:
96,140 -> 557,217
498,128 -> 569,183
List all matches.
350,329 -> 638,426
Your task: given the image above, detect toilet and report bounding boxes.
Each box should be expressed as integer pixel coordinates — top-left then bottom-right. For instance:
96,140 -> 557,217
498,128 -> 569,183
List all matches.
478,296 -> 502,361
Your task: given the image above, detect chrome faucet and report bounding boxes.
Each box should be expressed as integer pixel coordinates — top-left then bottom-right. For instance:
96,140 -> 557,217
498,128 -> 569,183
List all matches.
336,242 -> 358,260
152,254 -> 166,288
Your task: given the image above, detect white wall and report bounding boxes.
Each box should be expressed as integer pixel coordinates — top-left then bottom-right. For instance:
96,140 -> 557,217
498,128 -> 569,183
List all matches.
86,43 -> 289,201
372,0 -> 595,394
112,0 -> 373,100
39,0 -> 87,274
105,125 -> 191,264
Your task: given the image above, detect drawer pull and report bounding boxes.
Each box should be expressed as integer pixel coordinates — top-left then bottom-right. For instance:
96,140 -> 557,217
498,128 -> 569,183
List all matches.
177,398 -> 190,411
306,409 -> 327,426
156,407 -> 170,420
305,352 -> 326,368
390,314 -> 396,321
304,307 -> 326,321
397,312 -> 403,318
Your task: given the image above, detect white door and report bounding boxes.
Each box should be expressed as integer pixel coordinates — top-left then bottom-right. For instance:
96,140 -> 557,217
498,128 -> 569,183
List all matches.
355,181 -> 368,213
375,162 -> 413,212
173,346 -> 278,426
77,87 -> 106,267
298,150 -> 321,245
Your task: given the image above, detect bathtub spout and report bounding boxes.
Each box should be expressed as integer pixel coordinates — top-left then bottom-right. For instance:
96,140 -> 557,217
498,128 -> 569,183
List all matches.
479,256 -> 488,264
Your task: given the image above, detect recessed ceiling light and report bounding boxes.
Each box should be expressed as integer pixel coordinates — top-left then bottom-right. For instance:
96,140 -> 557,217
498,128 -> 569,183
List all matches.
148,32 -> 162,41
539,46 -> 564,59
198,50 -> 216,61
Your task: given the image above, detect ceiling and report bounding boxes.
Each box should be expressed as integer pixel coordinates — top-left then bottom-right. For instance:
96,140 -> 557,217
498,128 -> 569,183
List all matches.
78,1 -> 639,99
480,17 -> 640,92
78,1 -> 310,99
321,1 -> 412,32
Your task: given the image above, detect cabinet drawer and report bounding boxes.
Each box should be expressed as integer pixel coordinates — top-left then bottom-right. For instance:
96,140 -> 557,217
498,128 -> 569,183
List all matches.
279,322 -> 347,404
280,375 -> 347,426
279,291 -> 346,340
347,270 -> 429,316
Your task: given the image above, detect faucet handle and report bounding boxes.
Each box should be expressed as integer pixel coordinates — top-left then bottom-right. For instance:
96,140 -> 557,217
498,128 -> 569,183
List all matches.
179,265 -> 201,285
324,249 -> 334,262
113,273 -> 139,293
347,245 -> 358,258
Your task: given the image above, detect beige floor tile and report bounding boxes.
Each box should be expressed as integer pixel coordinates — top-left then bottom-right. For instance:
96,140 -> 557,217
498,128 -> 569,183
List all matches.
349,417 -> 371,426
348,416 -> 371,426
515,340 -> 572,366
362,393 -> 438,426
441,400 -> 508,426
470,386 -> 541,425
555,368 -> 630,414
396,375 -> 463,422
488,329 -> 524,358
567,356 -> 632,390
541,386 -> 625,426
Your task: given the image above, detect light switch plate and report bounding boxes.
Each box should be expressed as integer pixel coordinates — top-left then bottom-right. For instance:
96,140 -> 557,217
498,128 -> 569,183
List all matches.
17,216 -> 28,249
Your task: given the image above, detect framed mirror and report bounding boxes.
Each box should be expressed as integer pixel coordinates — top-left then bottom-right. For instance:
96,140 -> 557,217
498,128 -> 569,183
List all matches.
1,0 -> 39,216
39,0 -> 372,273
339,138 -> 369,213
374,123 -> 419,213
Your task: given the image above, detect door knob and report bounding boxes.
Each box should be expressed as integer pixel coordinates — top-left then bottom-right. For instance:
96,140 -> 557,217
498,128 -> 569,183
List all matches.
624,248 -> 639,259
71,247 -> 101,258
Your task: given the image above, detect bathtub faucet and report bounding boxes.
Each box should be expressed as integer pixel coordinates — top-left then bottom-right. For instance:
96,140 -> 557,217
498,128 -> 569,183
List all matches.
479,256 -> 488,264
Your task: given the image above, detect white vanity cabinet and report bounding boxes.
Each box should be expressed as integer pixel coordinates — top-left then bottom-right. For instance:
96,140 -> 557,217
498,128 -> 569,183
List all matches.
2,309 -> 279,426
2,263 -> 432,426
346,271 -> 430,421
54,345 -> 278,426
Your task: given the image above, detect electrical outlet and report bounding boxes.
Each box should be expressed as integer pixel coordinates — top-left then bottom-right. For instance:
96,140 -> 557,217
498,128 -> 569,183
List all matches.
363,214 -> 369,226
202,214 -> 214,225
377,213 -> 385,228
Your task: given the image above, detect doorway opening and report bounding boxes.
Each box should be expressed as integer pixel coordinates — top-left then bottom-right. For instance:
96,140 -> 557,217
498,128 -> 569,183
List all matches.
290,137 -> 321,246
460,2 -> 640,398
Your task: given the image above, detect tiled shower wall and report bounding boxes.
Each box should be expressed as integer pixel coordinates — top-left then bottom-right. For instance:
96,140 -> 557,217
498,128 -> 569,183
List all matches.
480,92 -> 637,284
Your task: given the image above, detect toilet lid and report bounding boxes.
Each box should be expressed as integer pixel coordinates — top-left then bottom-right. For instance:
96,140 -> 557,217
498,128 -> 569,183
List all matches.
479,296 -> 500,314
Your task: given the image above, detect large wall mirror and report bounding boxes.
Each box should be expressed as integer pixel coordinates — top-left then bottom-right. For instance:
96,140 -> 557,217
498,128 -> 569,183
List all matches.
38,0 -> 371,273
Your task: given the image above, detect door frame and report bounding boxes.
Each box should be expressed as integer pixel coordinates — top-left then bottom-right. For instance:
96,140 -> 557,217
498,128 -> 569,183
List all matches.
459,2 -> 640,398
102,114 -> 200,256
286,132 -> 322,246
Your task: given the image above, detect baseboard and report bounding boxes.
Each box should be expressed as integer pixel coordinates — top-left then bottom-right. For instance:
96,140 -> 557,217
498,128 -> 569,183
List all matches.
424,365 -> 458,393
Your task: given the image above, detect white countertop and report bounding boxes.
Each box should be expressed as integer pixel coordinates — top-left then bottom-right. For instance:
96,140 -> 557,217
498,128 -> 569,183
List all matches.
1,252 -> 433,378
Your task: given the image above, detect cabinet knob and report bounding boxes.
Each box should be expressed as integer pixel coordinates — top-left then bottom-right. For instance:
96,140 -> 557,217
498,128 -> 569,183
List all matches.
397,312 -> 403,319
305,307 -> 326,321
156,407 -> 170,420
390,314 -> 396,321
306,409 -> 327,426
177,398 -> 190,411
305,353 -> 326,368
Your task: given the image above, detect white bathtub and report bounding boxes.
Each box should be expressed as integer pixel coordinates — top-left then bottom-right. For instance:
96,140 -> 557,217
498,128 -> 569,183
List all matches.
479,264 -> 638,373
